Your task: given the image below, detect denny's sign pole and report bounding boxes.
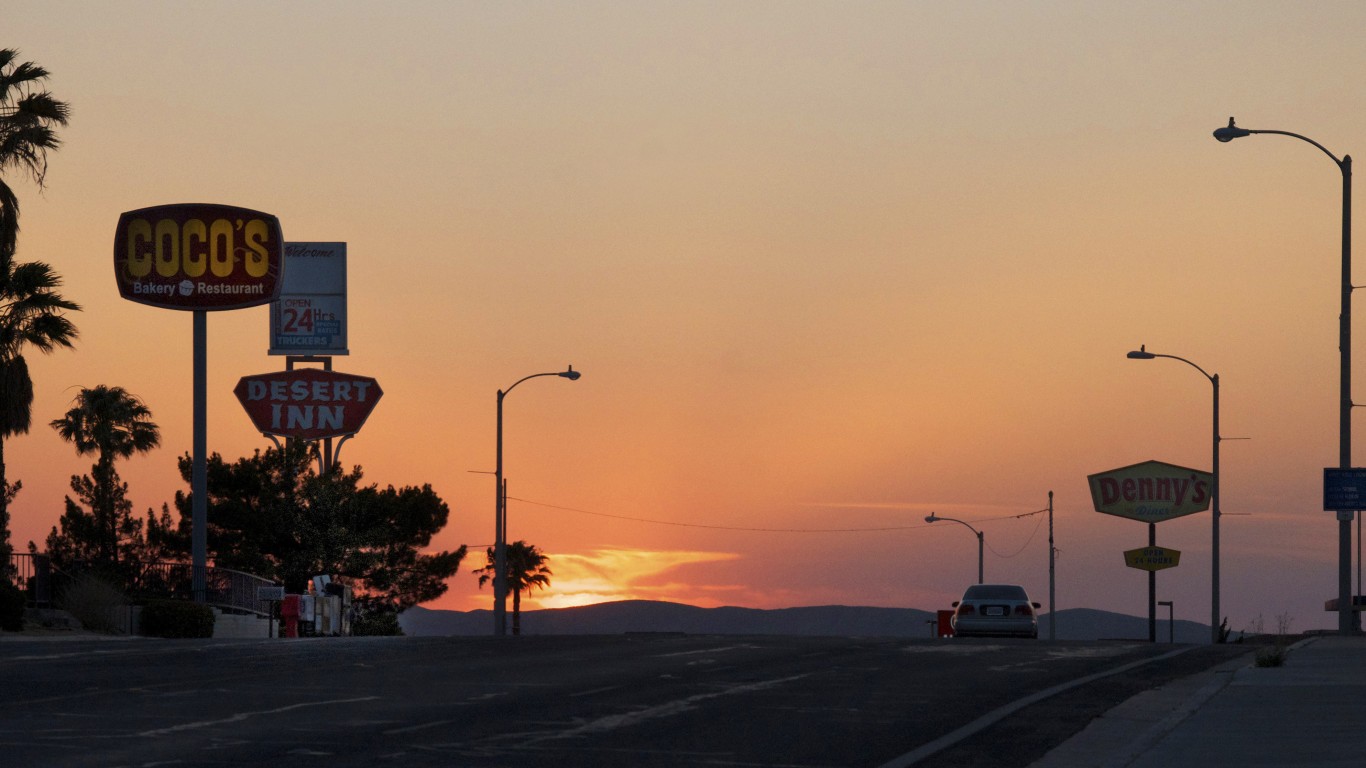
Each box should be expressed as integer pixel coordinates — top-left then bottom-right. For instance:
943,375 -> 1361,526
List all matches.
115,204 -> 284,602
1088,460 -> 1213,642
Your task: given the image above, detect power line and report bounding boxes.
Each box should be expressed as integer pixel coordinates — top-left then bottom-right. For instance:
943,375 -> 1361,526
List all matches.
506,496 -> 1042,535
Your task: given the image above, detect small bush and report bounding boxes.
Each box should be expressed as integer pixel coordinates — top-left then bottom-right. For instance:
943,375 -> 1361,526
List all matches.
0,580 -> 25,632
140,600 -> 215,638
59,575 -> 129,633
1249,612 -> 1294,667
352,610 -> 403,637
1255,645 -> 1287,667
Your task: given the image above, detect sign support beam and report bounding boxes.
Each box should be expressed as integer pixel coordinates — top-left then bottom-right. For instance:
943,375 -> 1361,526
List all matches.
1148,523 -> 1156,643
192,310 -> 207,602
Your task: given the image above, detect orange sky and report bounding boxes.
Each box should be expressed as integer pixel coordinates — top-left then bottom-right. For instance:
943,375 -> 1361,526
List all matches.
8,2 -> 1366,632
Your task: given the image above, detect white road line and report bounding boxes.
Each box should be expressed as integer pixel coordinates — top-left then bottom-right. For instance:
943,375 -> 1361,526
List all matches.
535,673 -> 811,743
877,647 -> 1196,767
568,685 -> 622,698
383,719 -> 457,735
654,645 -> 750,658
138,696 -> 379,737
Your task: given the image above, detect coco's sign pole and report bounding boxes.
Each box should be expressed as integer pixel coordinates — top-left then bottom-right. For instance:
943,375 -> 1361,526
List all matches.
115,204 -> 283,601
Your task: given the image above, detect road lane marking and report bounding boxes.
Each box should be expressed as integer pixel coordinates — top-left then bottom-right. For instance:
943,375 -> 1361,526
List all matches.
383,719 -> 457,735
568,686 -> 622,698
138,696 -> 379,737
537,673 -> 812,742
876,646 -> 1197,767
654,645 -> 752,658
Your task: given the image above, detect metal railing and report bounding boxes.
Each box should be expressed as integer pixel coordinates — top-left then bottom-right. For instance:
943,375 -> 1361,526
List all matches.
6,552 -> 53,606
6,553 -> 277,617
142,562 -> 278,617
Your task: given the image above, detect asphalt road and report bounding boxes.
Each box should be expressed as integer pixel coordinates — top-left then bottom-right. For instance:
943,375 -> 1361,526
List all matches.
0,634 -> 1248,767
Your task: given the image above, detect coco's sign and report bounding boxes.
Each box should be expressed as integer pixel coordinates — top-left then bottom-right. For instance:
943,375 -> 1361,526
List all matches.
234,368 -> 382,440
114,203 -> 283,310
1087,459 -> 1213,523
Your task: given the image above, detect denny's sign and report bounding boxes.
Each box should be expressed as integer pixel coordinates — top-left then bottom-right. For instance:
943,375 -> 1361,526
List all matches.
234,368 -> 382,440
114,203 -> 283,310
1087,460 -> 1213,523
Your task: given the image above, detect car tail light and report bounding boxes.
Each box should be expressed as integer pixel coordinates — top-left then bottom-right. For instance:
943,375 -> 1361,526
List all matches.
1014,604 -> 1034,616
957,604 -> 975,616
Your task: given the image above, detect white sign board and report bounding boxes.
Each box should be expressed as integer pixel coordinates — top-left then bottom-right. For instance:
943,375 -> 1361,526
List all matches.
270,242 -> 348,355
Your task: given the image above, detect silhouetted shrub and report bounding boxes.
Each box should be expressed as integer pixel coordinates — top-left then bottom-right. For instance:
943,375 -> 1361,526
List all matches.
0,580 -> 24,631
352,611 -> 403,636
59,574 -> 129,633
140,600 -> 214,638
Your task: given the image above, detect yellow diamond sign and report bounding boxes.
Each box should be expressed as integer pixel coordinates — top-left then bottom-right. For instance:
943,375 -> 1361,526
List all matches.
1124,546 -> 1181,572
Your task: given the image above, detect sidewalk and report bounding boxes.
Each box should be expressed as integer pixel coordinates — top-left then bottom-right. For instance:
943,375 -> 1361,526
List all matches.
1030,634 -> 1366,768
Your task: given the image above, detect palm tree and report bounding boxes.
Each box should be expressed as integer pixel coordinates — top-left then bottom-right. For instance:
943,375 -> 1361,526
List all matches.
477,540 -> 552,636
50,386 -> 159,568
0,49 -> 75,568
1,49 -> 70,250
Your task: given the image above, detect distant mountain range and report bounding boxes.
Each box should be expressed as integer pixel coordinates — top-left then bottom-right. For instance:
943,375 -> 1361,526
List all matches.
399,600 -> 1217,643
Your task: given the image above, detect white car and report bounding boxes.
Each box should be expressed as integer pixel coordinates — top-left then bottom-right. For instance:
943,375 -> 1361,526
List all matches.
951,584 -> 1040,639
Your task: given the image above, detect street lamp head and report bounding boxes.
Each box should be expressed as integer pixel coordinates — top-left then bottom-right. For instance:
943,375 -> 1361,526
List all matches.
1213,117 -> 1251,143
924,514 -> 938,523
1127,345 -> 1156,360
559,365 -> 581,381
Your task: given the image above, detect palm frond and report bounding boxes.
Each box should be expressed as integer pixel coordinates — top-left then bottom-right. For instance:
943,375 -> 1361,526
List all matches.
0,60 -> 52,101
12,92 -> 70,125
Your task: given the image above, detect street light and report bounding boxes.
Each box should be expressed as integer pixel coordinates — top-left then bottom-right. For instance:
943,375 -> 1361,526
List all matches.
926,513 -> 984,584
1212,117 -> 1355,635
1127,345 -> 1221,643
494,365 -> 581,636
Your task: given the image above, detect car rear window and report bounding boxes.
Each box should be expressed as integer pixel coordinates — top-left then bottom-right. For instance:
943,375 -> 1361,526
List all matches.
963,585 -> 1028,600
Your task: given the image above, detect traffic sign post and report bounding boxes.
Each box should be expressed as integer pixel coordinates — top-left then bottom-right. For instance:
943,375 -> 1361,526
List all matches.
1324,468 -> 1366,512
257,585 -> 286,639
1325,468 -> 1366,620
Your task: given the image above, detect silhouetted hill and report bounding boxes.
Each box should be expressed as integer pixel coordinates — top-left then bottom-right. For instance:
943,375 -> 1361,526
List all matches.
400,600 -> 1215,642
1042,608 -> 1214,643
401,600 -> 937,637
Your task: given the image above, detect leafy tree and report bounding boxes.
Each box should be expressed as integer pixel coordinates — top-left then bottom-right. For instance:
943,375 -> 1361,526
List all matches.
43,461 -> 143,580
347,483 -> 469,608
0,49 -> 76,568
168,444 -> 466,608
477,540 -> 552,636
47,386 -> 160,570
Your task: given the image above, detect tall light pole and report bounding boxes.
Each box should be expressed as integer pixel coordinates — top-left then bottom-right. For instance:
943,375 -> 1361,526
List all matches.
926,513 -> 984,584
1128,345 -> 1221,643
494,365 -> 581,636
1213,117 -> 1355,635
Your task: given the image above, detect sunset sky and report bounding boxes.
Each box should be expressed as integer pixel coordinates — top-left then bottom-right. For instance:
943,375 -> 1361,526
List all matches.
8,2 -> 1366,633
